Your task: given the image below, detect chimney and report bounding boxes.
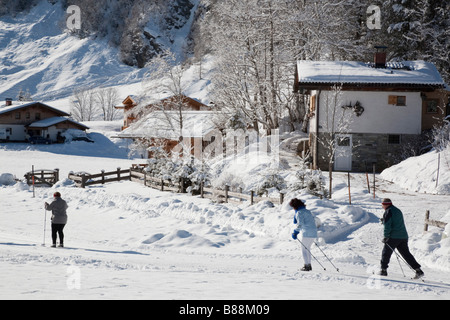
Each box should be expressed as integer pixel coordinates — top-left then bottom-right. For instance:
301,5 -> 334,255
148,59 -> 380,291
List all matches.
5,98 -> 12,106
374,46 -> 387,68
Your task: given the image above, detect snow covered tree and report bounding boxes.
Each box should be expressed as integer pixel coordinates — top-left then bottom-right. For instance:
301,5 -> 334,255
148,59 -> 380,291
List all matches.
208,0 -> 300,134
384,0 -> 450,83
431,118 -> 450,152
16,88 -> 33,102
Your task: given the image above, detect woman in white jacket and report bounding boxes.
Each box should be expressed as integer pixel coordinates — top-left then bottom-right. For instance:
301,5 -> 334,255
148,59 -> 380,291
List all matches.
290,198 -> 318,271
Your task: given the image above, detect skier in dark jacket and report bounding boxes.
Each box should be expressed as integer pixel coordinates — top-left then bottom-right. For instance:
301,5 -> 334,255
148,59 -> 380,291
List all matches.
379,198 -> 424,279
45,192 -> 68,247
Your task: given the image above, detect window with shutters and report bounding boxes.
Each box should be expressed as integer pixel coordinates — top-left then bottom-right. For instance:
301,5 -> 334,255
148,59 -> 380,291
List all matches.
388,95 -> 406,106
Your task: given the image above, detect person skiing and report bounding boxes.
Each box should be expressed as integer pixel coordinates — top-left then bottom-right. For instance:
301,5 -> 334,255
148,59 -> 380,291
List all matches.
379,198 -> 424,279
45,192 -> 68,248
290,198 -> 318,271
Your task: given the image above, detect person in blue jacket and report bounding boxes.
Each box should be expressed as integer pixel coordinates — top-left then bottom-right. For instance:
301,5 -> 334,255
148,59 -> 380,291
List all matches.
290,198 -> 318,271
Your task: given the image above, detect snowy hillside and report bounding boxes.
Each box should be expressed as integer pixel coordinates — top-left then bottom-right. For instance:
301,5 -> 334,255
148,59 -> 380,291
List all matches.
0,122 -> 449,300
0,0 -> 208,107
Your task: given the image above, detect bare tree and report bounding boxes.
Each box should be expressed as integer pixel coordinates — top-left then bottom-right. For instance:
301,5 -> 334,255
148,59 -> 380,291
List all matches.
70,88 -> 96,121
315,85 -> 355,198
140,49 -> 191,135
94,87 -> 120,121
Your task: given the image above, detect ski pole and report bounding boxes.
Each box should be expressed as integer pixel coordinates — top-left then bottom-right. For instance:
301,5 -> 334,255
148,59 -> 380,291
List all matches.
386,243 -> 406,277
314,242 -> 339,272
42,207 -> 47,246
296,238 -> 326,271
385,242 -> 413,274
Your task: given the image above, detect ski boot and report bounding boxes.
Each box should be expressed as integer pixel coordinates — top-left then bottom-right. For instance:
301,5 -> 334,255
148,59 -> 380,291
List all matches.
413,268 -> 424,279
378,269 -> 388,276
301,264 -> 312,271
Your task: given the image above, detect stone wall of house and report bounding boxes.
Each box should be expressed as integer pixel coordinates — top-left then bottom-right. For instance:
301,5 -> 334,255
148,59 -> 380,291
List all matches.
312,132 -> 423,173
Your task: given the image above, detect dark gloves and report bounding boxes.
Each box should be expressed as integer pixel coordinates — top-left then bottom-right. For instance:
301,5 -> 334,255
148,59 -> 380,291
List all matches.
382,237 -> 389,244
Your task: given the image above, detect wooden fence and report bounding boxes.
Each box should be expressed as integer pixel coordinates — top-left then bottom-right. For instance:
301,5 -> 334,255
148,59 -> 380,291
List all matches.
68,166 -> 284,205
201,184 -> 284,205
424,210 -> 448,232
68,168 -> 131,188
25,168 -> 59,186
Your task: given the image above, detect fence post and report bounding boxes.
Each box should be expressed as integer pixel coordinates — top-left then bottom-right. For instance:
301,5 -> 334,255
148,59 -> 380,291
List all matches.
225,185 -> 229,203
280,192 -> 284,205
117,167 -> 121,181
424,210 -> 430,232
200,181 -> 204,198
372,163 -> 376,199
366,172 -> 370,193
54,168 -> 59,183
81,174 -> 86,188
347,171 -> 351,205
250,190 -> 254,205
161,178 -> 164,191
101,170 -> 105,184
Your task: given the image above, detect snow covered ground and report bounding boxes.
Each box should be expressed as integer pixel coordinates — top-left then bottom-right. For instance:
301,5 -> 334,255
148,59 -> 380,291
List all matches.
1,122 -> 449,300
1,1 -> 449,302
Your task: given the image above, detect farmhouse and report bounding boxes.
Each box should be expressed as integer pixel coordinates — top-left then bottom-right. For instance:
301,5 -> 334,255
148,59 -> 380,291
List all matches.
116,110 -> 217,159
115,94 -> 210,131
296,51 -> 449,172
115,94 -> 214,158
0,100 -> 89,142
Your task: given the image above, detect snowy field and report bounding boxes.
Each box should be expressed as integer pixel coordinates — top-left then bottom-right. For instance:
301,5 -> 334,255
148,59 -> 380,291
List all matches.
1,122 -> 449,301
0,1 -> 449,302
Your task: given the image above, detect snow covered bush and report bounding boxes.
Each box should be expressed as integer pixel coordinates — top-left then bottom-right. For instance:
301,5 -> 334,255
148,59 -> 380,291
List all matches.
186,160 -> 212,194
431,118 -> 450,152
288,160 -> 327,198
256,169 -> 286,197
146,149 -> 211,194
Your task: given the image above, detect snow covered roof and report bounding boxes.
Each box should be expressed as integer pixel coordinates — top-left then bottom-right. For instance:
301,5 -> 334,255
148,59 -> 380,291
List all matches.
0,101 -> 70,116
117,111 -> 216,140
27,116 -> 89,130
297,60 -> 445,87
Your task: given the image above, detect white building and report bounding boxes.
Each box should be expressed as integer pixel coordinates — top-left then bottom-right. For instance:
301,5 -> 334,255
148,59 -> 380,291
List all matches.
296,56 -> 449,172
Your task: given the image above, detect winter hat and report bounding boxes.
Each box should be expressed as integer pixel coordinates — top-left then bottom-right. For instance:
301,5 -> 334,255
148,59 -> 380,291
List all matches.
53,192 -> 61,198
381,198 -> 392,205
